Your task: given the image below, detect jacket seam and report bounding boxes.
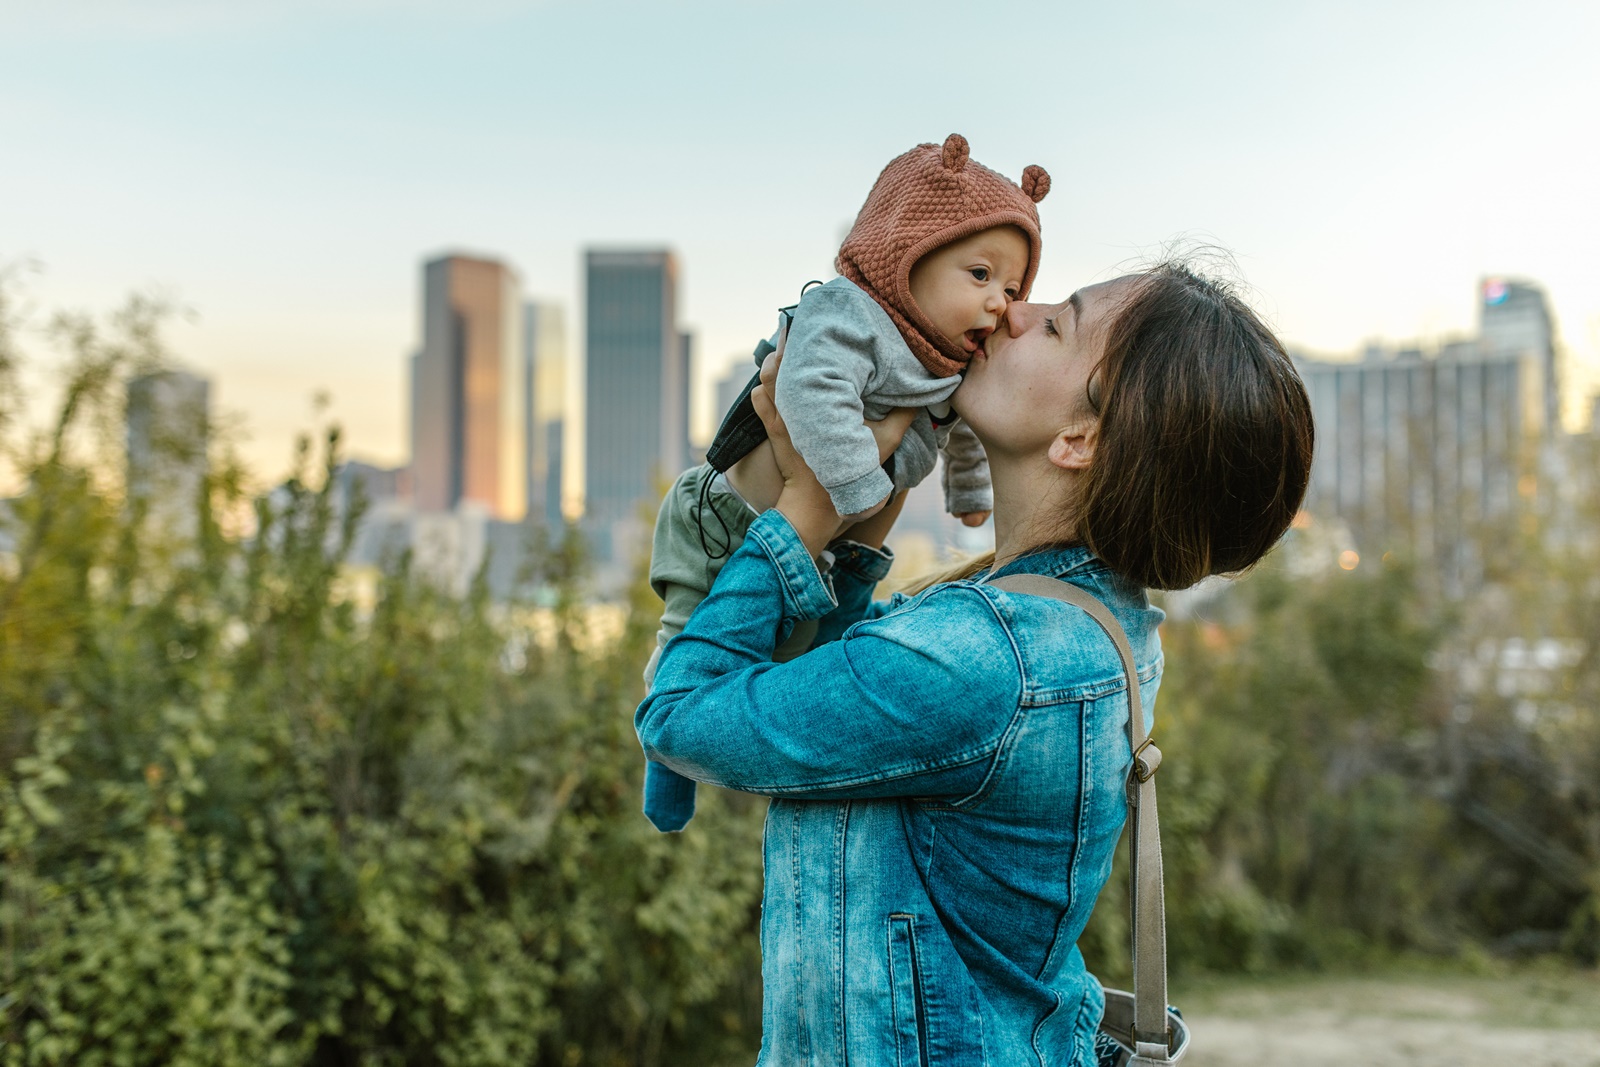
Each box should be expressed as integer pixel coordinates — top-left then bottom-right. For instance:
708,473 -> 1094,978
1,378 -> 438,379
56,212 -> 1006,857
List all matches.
790,806 -> 811,1062
946,584 -> 1028,808
886,585 -> 1028,812
1016,660 -> 1163,706
834,802 -> 850,1058
932,705 -> 1031,812
966,577 -> 1161,704
740,748 -> 996,797
1029,989 -> 1064,1067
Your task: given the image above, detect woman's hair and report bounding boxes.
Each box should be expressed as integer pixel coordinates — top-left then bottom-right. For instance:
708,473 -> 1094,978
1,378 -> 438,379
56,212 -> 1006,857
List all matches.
903,261 -> 1313,595
1080,261 -> 1313,589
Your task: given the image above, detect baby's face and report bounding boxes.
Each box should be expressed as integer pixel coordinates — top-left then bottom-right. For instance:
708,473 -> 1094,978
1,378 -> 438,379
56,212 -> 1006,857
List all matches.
907,226 -> 1030,358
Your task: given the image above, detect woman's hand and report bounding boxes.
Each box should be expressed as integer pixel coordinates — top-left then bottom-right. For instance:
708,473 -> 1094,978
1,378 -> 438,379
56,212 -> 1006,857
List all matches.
749,349 -> 916,558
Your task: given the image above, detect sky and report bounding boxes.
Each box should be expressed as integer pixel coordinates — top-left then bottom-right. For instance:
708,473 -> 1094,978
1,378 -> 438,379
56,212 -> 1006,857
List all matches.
4,0 -> 1599,483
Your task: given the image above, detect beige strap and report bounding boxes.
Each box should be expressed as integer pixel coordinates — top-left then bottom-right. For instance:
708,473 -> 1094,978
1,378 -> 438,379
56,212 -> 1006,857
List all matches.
990,574 -> 1171,1057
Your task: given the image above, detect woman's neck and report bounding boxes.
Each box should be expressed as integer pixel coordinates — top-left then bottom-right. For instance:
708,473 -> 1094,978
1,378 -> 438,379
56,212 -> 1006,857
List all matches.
987,452 -> 1080,570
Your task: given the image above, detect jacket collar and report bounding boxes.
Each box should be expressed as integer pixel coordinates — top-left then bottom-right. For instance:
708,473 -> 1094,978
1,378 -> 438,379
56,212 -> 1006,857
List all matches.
982,542 -> 1105,584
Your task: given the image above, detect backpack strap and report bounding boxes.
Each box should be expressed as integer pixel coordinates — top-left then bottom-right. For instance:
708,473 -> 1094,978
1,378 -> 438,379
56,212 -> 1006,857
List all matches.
989,574 -> 1171,1059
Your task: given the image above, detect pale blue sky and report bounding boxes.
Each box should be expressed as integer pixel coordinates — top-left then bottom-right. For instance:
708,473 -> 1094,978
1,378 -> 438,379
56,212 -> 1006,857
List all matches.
5,0 -> 1598,479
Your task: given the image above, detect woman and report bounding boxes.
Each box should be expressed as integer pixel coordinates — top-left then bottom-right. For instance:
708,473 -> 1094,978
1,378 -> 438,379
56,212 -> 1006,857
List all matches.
636,263 -> 1314,1066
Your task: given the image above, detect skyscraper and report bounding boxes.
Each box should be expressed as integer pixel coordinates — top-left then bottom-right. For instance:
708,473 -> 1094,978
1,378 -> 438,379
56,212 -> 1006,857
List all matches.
409,254 -> 525,520
1479,278 -> 1557,437
583,249 -> 684,538
524,301 -> 567,528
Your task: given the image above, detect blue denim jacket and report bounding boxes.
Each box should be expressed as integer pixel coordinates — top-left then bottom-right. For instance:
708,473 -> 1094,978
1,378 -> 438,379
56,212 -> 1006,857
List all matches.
635,510 -> 1164,1067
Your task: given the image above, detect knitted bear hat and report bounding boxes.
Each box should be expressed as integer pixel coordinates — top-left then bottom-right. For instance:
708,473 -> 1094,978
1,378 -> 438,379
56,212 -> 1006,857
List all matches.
836,133 -> 1050,379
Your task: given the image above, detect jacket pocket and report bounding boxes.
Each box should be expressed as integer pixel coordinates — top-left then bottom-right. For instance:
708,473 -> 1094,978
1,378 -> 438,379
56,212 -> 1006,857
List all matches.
887,914 -> 927,1067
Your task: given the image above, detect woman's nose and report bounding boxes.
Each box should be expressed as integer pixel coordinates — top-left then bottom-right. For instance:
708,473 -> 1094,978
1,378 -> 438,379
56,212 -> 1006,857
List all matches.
1005,301 -> 1043,337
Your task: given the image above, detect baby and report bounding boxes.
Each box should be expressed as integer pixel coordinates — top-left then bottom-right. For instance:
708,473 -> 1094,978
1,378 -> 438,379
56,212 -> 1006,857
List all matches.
643,134 -> 1050,831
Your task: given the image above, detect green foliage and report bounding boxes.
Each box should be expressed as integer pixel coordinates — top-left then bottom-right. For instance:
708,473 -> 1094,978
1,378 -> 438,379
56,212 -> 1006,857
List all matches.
1085,535 -> 1600,977
0,295 -> 766,1065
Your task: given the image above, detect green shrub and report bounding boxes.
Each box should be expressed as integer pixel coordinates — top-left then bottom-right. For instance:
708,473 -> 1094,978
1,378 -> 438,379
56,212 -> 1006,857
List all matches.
0,294 -> 766,1065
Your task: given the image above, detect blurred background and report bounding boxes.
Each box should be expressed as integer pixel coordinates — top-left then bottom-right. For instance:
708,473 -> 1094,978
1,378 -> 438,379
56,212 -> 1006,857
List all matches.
2,1 -> 1598,1064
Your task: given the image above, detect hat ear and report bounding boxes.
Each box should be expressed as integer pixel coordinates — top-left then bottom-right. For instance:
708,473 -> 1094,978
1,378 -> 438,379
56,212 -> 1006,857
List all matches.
941,133 -> 970,173
1021,165 -> 1051,203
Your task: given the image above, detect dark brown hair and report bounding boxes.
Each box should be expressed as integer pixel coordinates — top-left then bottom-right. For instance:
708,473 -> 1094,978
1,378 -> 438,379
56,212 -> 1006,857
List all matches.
1079,263 -> 1314,590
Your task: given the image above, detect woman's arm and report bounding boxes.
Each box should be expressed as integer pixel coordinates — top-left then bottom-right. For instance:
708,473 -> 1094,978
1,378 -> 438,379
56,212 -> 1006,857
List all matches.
635,508 -> 1022,800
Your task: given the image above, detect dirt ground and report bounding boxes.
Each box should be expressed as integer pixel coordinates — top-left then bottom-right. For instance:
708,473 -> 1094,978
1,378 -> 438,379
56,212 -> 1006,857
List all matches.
1168,968 -> 1600,1067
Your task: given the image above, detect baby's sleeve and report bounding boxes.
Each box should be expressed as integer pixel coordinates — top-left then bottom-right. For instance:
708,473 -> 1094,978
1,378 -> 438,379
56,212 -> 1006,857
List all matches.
774,292 -> 896,517
940,419 -> 992,516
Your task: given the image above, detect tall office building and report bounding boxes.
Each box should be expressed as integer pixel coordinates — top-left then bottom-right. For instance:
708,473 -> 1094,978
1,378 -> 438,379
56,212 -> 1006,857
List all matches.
126,369 -> 210,541
1295,286 -> 1551,590
524,301 -> 567,527
583,249 -> 684,538
409,254 -> 525,520
1478,278 -> 1557,437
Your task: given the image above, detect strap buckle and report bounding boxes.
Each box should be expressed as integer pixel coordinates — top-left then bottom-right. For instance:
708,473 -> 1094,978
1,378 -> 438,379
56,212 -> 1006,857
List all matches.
1132,737 -> 1162,783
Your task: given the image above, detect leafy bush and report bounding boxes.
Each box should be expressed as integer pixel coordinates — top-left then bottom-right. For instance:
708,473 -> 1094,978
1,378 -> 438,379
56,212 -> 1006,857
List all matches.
0,293 -> 766,1065
1085,539 -> 1600,977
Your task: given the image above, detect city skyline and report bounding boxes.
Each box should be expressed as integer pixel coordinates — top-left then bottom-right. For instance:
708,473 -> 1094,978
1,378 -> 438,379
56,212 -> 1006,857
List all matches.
95,264 -> 1582,597
4,1 -> 1599,481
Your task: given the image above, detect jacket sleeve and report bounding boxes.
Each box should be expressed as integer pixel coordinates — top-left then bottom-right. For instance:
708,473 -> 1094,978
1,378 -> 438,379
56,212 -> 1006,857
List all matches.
940,419 -> 993,515
774,291 -> 896,516
810,538 -> 896,647
636,510 -> 1024,801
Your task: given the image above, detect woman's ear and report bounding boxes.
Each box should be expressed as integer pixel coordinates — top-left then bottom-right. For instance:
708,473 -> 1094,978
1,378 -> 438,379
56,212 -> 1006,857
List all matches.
1047,422 -> 1098,471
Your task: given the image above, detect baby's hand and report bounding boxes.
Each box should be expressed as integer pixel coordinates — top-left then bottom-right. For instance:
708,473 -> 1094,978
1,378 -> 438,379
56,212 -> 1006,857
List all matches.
956,511 -> 991,528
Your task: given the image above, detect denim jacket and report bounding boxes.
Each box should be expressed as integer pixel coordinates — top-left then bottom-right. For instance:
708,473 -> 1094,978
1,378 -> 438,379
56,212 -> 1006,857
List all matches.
635,510 -> 1164,1067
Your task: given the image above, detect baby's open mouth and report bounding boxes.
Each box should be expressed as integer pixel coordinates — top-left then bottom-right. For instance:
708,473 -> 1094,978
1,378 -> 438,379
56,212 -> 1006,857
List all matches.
964,327 -> 992,352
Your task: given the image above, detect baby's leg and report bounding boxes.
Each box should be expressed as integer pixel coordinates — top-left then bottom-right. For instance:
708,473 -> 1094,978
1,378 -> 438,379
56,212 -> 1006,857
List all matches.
641,579 -> 706,833
643,463 -> 758,831
725,440 -> 784,513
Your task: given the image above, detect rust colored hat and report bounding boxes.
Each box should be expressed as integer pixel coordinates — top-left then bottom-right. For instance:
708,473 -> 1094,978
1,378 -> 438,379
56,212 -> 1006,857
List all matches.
836,133 -> 1050,378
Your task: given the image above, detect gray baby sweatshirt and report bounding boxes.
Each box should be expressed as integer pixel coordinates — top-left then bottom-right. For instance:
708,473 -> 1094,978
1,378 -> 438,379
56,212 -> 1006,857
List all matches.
767,277 -> 991,517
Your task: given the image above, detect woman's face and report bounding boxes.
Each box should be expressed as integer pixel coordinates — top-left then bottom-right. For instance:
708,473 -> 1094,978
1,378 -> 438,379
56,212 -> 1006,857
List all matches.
952,275 -> 1136,459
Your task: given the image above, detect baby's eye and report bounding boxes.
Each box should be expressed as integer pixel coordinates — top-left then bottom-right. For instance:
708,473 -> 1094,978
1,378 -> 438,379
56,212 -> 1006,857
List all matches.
969,267 -> 990,282
1005,287 -> 1019,301
1043,316 -> 1058,337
